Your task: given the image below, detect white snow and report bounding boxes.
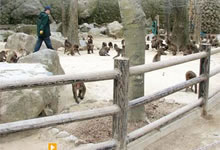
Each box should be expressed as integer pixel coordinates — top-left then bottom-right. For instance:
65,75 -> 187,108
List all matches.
0,63 -> 52,83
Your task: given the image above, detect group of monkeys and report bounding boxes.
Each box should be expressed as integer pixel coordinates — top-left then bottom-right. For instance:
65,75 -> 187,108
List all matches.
148,34 -> 219,63
99,39 -> 125,58
64,35 -> 125,59
0,50 -> 22,63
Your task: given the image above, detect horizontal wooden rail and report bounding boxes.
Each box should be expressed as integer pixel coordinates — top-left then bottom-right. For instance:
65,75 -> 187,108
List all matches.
74,140 -> 117,150
127,98 -> 203,143
129,75 -> 206,108
129,52 -> 207,75
211,47 -> 220,55
0,70 -> 119,92
0,105 -> 120,135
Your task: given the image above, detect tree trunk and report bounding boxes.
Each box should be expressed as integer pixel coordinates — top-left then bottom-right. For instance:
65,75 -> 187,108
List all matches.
62,0 -> 79,45
171,0 -> 189,50
118,0 -> 146,122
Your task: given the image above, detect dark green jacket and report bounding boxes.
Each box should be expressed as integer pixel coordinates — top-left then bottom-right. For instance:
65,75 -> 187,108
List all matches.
37,12 -> 51,37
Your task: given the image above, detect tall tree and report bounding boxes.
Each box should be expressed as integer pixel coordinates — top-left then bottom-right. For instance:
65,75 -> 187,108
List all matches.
118,0 -> 146,121
171,0 -> 189,50
62,0 -> 79,44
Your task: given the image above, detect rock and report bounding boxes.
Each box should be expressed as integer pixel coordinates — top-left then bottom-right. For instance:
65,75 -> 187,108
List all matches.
50,37 -> 64,50
15,24 -> 37,35
107,21 -> 123,38
48,128 -> 60,135
79,23 -> 94,32
0,30 -> 15,42
0,63 -> 57,123
74,139 -> 87,146
88,28 -> 103,37
18,49 -> 65,75
5,33 -> 36,54
56,131 -> 70,138
64,135 -> 78,143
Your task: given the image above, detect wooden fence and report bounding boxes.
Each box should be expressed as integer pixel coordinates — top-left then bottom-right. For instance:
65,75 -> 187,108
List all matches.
1,44 -> 220,150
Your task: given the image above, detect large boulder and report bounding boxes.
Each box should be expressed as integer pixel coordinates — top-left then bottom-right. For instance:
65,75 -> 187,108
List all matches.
0,49 -> 65,123
18,49 -> 65,74
107,21 -> 123,38
5,32 -> 36,54
15,24 -> 37,35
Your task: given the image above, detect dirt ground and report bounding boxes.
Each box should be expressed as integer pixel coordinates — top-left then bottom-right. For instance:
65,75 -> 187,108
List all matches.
57,99 -> 183,143
145,101 -> 220,150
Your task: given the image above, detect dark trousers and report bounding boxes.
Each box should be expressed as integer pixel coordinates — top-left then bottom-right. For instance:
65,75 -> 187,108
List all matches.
34,37 -> 54,52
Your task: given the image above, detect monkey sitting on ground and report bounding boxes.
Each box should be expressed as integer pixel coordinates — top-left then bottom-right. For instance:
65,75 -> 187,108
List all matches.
64,40 -> 80,56
6,51 -> 19,63
87,35 -> 94,54
185,71 -> 197,94
72,82 -> 86,104
145,44 -> 150,50
108,42 -> 113,50
152,48 -> 166,62
0,51 -> 7,62
113,44 -> 125,59
99,42 -> 110,56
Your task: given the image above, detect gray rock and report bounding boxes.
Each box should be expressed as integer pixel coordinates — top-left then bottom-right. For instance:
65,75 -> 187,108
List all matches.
56,131 -> 70,138
48,128 -> 60,135
18,49 -> 65,75
64,135 -> 78,143
0,63 -> 56,123
107,21 -> 123,38
5,33 -> 36,54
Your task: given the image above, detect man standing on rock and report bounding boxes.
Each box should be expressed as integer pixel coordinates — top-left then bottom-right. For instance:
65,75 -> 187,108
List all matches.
34,6 -> 54,52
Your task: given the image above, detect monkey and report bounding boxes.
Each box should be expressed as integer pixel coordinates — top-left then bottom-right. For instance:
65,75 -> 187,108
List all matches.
113,44 -> 125,59
99,42 -> 110,56
64,40 -> 72,54
64,40 -> 80,56
72,82 -> 86,104
185,71 -> 197,94
108,42 -> 113,49
146,36 -> 150,41
87,35 -> 94,54
152,48 -> 166,62
145,44 -> 150,50
6,51 -> 19,63
166,38 -> 177,56
0,51 -> 7,62
210,36 -> 219,47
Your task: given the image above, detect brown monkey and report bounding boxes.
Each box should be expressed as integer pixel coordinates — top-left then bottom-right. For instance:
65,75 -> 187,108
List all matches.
0,51 -> 7,62
69,44 -> 80,56
145,44 -> 150,50
113,44 -> 124,59
87,35 -> 94,54
166,38 -> 177,55
72,82 -> 86,104
64,40 -> 72,54
99,42 -> 110,56
152,48 -> 166,62
185,71 -> 197,94
108,42 -> 113,49
6,51 -> 19,63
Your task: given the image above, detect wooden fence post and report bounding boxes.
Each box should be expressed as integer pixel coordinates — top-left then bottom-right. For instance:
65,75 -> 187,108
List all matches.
199,43 -> 211,116
113,58 -> 129,150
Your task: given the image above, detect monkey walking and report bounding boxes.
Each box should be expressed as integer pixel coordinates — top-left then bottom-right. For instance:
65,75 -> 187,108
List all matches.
0,51 -> 7,62
185,71 -> 197,94
72,82 -> 86,104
